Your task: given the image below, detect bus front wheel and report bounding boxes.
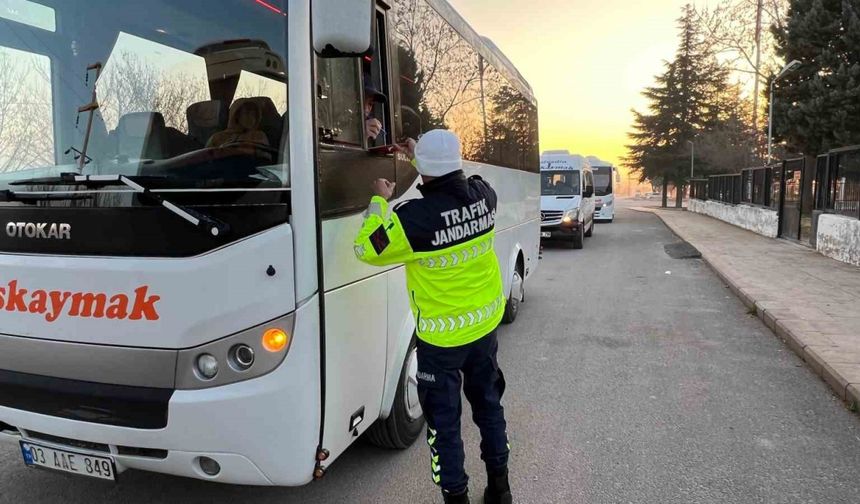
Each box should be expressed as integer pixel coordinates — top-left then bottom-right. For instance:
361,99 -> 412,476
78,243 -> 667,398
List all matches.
366,338 -> 424,449
502,265 -> 524,324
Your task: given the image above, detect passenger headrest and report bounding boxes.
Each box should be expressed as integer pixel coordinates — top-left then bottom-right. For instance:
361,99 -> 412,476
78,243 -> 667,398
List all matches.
187,100 -> 223,129
117,112 -> 166,137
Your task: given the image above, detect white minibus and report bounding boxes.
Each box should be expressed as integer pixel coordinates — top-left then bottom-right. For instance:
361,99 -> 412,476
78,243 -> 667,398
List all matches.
539,151 -> 595,249
587,156 -> 616,222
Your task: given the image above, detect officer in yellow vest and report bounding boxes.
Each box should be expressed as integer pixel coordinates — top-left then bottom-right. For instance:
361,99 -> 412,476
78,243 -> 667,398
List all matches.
354,130 -> 512,504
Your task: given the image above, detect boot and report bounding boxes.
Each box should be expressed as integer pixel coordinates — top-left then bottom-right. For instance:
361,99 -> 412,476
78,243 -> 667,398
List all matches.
442,489 -> 470,504
484,466 -> 512,504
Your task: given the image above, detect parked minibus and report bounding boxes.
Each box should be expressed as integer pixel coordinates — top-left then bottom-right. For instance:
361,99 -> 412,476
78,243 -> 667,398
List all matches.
587,156 -> 616,222
540,151 -> 595,249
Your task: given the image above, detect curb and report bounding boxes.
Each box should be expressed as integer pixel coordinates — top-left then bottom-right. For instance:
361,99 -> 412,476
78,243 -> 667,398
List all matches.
643,207 -> 860,413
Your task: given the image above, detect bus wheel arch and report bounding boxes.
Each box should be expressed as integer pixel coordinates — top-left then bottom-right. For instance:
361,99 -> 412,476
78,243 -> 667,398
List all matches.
367,336 -> 424,449
501,250 -> 525,324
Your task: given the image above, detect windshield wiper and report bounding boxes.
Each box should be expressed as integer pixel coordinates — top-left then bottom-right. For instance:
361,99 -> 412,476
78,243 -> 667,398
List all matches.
9,173 -> 229,237
0,190 -> 93,203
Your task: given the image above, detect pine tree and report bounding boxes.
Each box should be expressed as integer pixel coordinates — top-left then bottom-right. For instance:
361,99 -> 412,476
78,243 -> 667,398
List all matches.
625,4 -> 731,207
772,0 -> 860,154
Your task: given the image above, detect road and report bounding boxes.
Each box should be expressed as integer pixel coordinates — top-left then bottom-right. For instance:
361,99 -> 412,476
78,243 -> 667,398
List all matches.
3,202 -> 860,503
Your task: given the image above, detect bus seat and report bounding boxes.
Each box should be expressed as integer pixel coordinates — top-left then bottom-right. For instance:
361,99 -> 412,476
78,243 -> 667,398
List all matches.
187,100 -> 226,147
115,112 -> 168,160
85,112 -> 115,160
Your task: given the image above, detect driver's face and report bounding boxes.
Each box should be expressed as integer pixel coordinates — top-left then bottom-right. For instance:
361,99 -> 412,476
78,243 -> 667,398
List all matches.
364,97 -> 375,117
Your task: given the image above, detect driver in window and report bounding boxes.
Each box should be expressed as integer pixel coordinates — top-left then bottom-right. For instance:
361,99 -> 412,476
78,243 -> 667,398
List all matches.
364,85 -> 386,144
207,100 -> 269,148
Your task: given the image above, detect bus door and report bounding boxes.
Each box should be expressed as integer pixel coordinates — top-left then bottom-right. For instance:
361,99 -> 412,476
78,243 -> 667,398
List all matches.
315,1 -> 399,462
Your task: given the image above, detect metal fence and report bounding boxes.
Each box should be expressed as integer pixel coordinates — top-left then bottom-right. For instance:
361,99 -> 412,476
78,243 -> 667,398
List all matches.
741,167 -> 774,207
818,145 -> 860,219
690,179 -> 708,200
690,147 -> 860,222
693,167 -> 774,207
707,173 -> 742,204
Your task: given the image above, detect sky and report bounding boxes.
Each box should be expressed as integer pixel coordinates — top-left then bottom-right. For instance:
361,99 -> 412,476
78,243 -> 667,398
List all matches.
448,0 -> 692,171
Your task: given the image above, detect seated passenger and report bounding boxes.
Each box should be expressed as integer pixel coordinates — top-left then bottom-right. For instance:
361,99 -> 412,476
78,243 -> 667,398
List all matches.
206,100 -> 269,148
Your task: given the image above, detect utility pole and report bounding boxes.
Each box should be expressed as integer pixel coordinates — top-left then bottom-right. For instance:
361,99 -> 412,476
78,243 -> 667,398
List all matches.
752,0 -> 763,153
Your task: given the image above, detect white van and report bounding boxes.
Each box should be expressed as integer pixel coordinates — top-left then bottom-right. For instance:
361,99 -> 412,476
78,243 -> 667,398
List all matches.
539,151 -> 595,249
587,156 -> 616,222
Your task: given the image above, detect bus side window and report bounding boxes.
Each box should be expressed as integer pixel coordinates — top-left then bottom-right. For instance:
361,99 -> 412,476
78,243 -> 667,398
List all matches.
362,8 -> 393,148
316,58 -> 364,146
316,51 -> 396,217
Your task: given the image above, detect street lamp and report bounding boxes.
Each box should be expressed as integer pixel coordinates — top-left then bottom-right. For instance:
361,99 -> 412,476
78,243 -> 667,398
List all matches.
767,59 -> 801,164
686,140 -> 695,179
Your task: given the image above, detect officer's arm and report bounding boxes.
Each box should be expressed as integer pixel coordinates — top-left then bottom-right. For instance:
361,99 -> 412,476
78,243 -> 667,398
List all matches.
354,196 -> 415,266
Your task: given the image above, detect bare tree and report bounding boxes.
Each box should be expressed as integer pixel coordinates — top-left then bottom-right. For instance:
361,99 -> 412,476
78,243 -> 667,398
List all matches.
393,0 -> 483,128
697,0 -> 789,146
97,51 -> 208,134
0,50 -> 54,172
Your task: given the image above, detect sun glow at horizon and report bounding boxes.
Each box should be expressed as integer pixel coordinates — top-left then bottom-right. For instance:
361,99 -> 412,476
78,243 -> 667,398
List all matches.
448,0 -> 691,183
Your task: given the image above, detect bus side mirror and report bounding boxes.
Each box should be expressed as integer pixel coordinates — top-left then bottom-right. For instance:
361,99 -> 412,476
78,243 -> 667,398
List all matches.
313,0 -> 373,57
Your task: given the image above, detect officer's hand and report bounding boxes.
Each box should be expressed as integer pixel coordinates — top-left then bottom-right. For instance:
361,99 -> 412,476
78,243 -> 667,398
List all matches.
395,138 -> 417,160
372,178 -> 396,200
366,118 -> 382,140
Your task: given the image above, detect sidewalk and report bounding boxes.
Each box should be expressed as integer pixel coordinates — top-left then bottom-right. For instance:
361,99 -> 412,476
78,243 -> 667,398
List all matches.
638,207 -> 860,411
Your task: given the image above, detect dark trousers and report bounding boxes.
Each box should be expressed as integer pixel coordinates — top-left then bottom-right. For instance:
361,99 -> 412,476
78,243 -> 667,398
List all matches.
416,330 -> 509,495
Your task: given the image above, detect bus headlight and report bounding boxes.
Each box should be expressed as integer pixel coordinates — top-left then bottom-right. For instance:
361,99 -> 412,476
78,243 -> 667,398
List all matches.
176,313 -> 295,390
196,354 -> 219,380
562,208 -> 579,224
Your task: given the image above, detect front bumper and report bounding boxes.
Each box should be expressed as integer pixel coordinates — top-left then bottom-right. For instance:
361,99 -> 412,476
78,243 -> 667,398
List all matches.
540,220 -> 580,239
595,204 -> 614,220
0,303 -> 321,486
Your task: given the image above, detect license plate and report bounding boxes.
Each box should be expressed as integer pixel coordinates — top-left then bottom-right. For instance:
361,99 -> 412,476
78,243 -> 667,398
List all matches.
541,231 -> 551,238
20,441 -> 116,481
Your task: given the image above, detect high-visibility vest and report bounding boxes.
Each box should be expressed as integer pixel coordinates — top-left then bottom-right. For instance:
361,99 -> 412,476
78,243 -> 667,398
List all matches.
354,171 -> 504,348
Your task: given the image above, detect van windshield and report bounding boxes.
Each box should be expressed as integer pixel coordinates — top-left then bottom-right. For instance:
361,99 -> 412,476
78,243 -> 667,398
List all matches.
541,170 -> 580,196
0,0 -> 288,197
594,166 -> 613,196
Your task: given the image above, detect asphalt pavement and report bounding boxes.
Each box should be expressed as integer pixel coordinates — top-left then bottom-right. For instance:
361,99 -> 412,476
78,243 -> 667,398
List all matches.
3,202 -> 860,503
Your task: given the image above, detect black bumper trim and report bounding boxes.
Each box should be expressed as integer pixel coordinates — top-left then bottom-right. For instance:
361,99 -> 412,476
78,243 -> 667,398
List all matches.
541,222 -> 580,237
0,369 -> 172,429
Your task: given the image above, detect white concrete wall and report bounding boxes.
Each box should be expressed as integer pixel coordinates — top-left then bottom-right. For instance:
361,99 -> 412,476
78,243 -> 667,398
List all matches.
816,214 -> 860,267
688,199 -> 779,238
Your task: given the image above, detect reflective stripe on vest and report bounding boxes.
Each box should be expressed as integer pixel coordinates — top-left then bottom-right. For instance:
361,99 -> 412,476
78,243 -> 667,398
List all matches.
417,293 -> 505,333
417,235 -> 494,269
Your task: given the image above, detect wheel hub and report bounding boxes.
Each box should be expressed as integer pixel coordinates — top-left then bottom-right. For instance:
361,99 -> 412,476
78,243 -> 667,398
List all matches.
404,347 -> 422,421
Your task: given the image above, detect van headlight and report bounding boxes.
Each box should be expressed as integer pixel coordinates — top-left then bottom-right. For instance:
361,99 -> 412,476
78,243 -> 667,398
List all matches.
562,208 -> 579,224
176,312 -> 295,390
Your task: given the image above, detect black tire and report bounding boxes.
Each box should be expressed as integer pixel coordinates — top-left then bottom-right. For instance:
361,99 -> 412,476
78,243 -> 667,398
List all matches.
502,264 -> 524,324
366,338 -> 424,449
584,219 -> 593,237
572,225 -> 584,249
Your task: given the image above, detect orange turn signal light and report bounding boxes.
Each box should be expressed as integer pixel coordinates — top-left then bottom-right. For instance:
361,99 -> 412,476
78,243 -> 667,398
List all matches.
262,328 -> 289,353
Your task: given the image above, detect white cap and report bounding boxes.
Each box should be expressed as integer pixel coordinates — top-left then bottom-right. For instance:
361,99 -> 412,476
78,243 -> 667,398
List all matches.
414,129 -> 462,177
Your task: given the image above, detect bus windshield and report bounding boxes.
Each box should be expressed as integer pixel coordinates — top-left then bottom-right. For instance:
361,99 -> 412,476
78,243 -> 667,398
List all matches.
541,170 -> 580,196
594,166 -> 613,196
0,0 -> 289,195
